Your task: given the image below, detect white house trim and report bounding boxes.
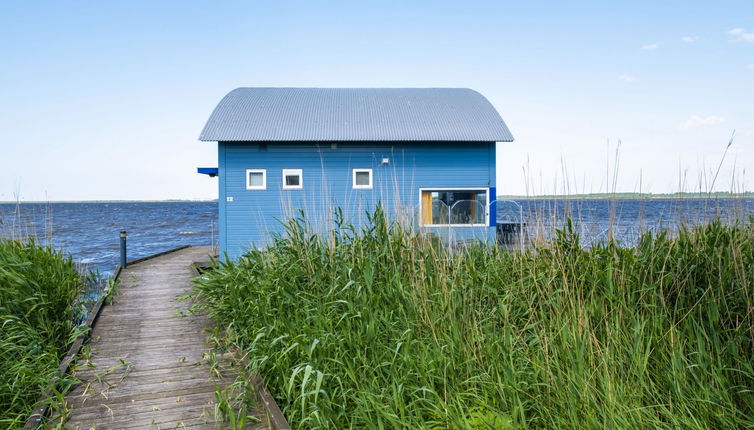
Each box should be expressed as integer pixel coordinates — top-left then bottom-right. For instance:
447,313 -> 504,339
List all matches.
246,169 -> 266,190
282,169 -> 303,190
352,168 -> 373,189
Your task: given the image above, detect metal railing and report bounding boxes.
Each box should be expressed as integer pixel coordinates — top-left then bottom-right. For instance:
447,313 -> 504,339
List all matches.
415,199 -> 526,251
490,199 -> 525,250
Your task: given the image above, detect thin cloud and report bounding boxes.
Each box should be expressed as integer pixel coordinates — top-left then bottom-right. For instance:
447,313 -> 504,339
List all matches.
747,63 -> 754,70
728,28 -> 754,42
619,74 -> 637,82
679,115 -> 725,129
681,36 -> 699,43
641,43 -> 659,50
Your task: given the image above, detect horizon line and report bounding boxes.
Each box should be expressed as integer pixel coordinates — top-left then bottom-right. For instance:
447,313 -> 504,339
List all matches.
2,191 -> 753,204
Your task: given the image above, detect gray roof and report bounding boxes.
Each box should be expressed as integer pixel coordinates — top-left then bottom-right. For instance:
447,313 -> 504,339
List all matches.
199,88 -> 513,142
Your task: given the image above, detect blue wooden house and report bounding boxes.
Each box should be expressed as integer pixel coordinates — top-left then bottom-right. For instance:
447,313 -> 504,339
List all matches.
199,88 -> 513,260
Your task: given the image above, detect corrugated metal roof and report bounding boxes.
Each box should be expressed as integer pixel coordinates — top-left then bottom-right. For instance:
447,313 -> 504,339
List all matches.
199,88 -> 513,142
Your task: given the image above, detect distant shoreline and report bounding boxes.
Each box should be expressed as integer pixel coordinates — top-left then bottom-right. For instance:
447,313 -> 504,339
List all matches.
1,193 -> 752,204
497,193 -> 754,200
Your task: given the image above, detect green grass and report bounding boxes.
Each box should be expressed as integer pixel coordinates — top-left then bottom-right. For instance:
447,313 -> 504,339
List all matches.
192,208 -> 754,429
0,240 -> 86,428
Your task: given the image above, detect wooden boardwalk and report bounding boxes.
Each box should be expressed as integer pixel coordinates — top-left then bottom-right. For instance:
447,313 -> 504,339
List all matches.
62,246 -> 269,429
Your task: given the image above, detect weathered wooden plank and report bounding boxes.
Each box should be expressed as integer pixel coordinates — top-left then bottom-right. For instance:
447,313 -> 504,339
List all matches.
67,384 -> 221,408
88,346 -> 210,356
66,374 -> 222,400
82,331 -> 215,346
72,364 -> 233,384
66,389 -> 258,424
61,247 -> 272,429
71,361 -> 234,383
63,391 -> 224,418
66,411 -> 216,430
83,323 -> 212,336
93,314 -> 208,324
69,353 -> 210,372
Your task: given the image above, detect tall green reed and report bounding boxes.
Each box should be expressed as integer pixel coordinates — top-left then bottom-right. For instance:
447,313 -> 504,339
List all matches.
193,208 -> 754,429
0,239 -> 85,428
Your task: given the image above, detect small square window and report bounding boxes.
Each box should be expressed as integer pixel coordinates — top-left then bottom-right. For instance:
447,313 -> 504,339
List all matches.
246,169 -> 266,190
352,169 -> 373,189
282,169 -> 303,190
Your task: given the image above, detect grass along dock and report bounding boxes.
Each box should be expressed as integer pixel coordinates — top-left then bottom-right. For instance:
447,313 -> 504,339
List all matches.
60,246 -> 270,429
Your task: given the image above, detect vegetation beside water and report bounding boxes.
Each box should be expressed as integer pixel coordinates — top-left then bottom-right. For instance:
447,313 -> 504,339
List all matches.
497,191 -> 754,200
193,209 -> 754,429
0,240 -> 85,428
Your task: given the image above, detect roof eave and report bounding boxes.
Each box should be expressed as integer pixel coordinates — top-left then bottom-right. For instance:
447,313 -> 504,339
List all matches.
199,138 -> 514,143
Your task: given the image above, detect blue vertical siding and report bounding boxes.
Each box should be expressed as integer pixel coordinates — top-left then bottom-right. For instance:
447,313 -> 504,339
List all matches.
489,142 -> 497,228
218,143 -> 227,257
218,142 -> 496,260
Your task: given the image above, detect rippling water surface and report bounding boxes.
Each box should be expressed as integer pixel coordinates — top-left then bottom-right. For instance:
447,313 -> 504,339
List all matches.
0,201 -> 217,276
495,197 -> 754,247
1,198 -> 751,276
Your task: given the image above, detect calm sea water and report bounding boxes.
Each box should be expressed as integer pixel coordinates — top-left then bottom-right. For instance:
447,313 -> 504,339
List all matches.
0,202 -> 217,276
1,198 -> 751,275
496,198 -> 754,247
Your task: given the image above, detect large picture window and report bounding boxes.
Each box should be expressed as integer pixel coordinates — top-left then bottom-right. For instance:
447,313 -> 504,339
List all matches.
420,189 -> 487,226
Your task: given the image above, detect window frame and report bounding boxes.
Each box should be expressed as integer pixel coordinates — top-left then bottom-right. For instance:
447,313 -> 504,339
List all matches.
245,169 -> 267,190
282,169 -> 303,190
418,187 -> 489,227
352,168 -> 373,189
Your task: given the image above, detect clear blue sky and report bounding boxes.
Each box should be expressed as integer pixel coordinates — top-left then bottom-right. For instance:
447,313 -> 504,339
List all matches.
1,1 -> 752,200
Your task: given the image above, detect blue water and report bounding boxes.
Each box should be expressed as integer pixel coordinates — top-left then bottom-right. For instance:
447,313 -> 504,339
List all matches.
495,197 -> 754,246
1,198 -> 751,275
0,201 -> 217,276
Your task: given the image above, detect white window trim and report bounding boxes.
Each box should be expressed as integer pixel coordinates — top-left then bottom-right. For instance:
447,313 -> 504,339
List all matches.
352,168 -> 373,189
246,169 -> 266,190
418,187 -> 489,228
282,169 -> 303,190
